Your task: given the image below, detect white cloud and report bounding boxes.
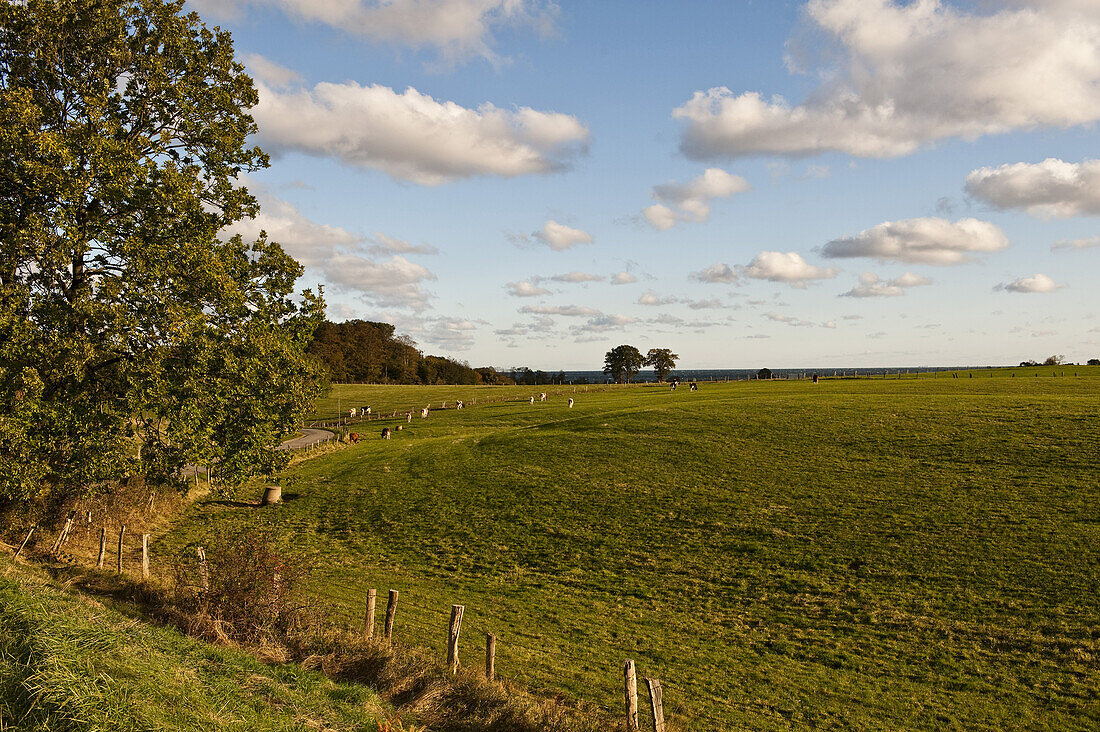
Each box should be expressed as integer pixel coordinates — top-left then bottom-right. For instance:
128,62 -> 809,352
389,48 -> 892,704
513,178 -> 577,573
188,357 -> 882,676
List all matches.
966,158 -> 1100,218
687,298 -> 725,310
841,271 -> 932,297
224,181 -> 435,310
690,262 -> 739,284
243,53 -> 302,88
550,270 -> 603,283
419,316 -> 477,351
739,251 -> 838,287
642,168 -> 751,230
193,0 -> 556,63
575,313 -> 637,333
637,291 -> 679,306
610,271 -> 637,285
531,220 -> 593,251
369,232 -> 439,256
674,1 -> 1100,159
995,273 -> 1064,293
1052,236 -> 1100,251
519,304 -> 600,317
506,281 -> 551,297
253,80 -> 588,185
821,217 -> 1009,265
763,312 -> 835,328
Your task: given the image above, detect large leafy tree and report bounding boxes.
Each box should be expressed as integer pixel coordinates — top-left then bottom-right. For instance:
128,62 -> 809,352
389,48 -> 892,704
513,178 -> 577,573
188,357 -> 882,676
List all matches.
0,0 -> 326,502
603,345 -> 644,384
644,348 -> 678,382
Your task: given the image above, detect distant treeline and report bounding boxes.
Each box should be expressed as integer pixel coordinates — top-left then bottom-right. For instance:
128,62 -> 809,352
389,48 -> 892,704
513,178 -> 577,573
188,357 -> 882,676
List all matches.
308,320 -> 576,385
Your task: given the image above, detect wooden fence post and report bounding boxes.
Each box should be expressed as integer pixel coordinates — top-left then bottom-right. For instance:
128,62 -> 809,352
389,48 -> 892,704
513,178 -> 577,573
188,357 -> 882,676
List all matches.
116,525 -> 126,573
384,589 -> 399,640
51,517 -> 74,556
364,588 -> 377,638
141,534 -> 150,579
645,678 -> 665,732
96,527 -> 107,568
447,604 -> 464,673
14,526 -> 34,560
196,546 -> 209,591
485,632 -> 496,681
624,659 -> 639,731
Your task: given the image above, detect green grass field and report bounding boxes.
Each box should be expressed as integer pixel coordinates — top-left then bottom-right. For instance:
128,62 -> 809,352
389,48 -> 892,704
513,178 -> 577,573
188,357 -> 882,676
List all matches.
163,369 -> 1100,729
0,559 -> 390,731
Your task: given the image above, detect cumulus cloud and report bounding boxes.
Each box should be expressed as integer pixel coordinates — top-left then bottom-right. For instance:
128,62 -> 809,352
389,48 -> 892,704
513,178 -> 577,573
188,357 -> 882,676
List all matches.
519,304 -> 600,317
637,291 -> 679,306
687,298 -> 725,310
419,316 -> 477,350
841,271 -> 933,297
690,262 -> 739,284
224,182 -> 435,310
369,232 -> 439,256
1052,236 -> 1100,251
243,53 -> 302,88
575,313 -> 637,333
739,251 -> 838,287
506,281 -> 551,297
531,220 -> 594,251
674,1 -> 1100,159
550,270 -> 603,283
193,0 -> 556,63
253,78 -> 588,185
642,168 -> 751,230
610,271 -> 637,285
821,217 -> 1009,265
965,158 -> 1100,218
995,273 -> 1064,293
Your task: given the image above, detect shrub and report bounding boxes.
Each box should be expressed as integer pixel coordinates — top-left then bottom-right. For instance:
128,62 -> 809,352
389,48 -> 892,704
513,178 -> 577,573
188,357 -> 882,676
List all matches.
173,525 -> 310,644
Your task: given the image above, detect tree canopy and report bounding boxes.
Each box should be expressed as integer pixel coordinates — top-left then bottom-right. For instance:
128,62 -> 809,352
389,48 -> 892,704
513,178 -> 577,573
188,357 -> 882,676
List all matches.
0,0 -> 325,502
603,345 -> 645,383
644,348 -> 678,382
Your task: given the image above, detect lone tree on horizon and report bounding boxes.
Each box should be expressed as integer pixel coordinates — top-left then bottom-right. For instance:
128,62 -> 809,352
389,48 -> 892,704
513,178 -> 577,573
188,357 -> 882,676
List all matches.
603,345 -> 645,383
0,0 -> 326,504
644,348 -> 678,382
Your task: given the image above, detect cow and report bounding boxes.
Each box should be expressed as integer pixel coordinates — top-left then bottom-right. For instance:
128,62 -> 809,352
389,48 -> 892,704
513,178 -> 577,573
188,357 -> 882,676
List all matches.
539,392 -> 547,402
406,412 -> 413,423
530,396 -> 535,405
381,428 -> 391,439
349,432 -> 360,444
568,398 -> 574,408
420,407 -> 429,418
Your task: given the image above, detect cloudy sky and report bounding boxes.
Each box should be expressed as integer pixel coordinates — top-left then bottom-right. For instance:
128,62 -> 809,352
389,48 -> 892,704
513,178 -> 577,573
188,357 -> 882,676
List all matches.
199,0 -> 1100,368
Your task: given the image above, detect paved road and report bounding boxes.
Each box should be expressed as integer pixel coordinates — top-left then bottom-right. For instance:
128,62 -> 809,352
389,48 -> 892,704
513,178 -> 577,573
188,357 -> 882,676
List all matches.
277,428 -> 335,451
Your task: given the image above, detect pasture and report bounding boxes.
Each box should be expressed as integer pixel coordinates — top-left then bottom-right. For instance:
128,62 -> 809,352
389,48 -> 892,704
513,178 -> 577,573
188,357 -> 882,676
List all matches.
165,370 -> 1100,729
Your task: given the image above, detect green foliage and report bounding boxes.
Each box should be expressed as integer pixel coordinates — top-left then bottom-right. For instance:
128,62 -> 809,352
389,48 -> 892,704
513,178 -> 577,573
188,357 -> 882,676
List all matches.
602,344 -> 644,383
0,0 -> 325,502
643,347 -> 678,381
164,372 -> 1100,728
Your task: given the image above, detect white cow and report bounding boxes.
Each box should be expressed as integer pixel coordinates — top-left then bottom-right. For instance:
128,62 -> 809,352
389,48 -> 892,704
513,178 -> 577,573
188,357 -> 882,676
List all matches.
568,398 -> 574,408
406,412 -> 413,423
530,396 -> 535,404
539,392 -> 547,402
420,407 -> 429,418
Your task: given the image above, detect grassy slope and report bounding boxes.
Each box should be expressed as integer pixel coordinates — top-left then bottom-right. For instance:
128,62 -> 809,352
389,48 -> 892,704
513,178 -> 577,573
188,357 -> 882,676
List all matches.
165,370 -> 1100,729
0,560 -> 389,732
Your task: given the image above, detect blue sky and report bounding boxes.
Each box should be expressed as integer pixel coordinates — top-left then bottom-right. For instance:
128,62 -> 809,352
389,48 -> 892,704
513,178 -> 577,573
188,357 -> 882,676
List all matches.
194,0 -> 1100,369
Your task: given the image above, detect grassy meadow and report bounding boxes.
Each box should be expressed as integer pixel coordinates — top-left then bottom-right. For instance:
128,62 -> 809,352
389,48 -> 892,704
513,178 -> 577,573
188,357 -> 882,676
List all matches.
162,369 -> 1100,729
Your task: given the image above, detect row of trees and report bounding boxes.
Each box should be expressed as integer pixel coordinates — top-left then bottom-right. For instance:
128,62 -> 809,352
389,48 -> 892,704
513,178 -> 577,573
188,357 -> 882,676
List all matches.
603,346 -> 679,383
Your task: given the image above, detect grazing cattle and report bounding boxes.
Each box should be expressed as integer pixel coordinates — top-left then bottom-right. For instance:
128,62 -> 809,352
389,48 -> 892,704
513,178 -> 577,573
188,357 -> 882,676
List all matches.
530,396 -> 535,404
456,401 -> 464,409
349,408 -> 356,417
364,406 -> 371,415
568,398 -> 574,408
349,432 -> 360,444
539,392 -> 547,402
381,428 -> 391,439
420,407 -> 429,418
406,412 -> 413,423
